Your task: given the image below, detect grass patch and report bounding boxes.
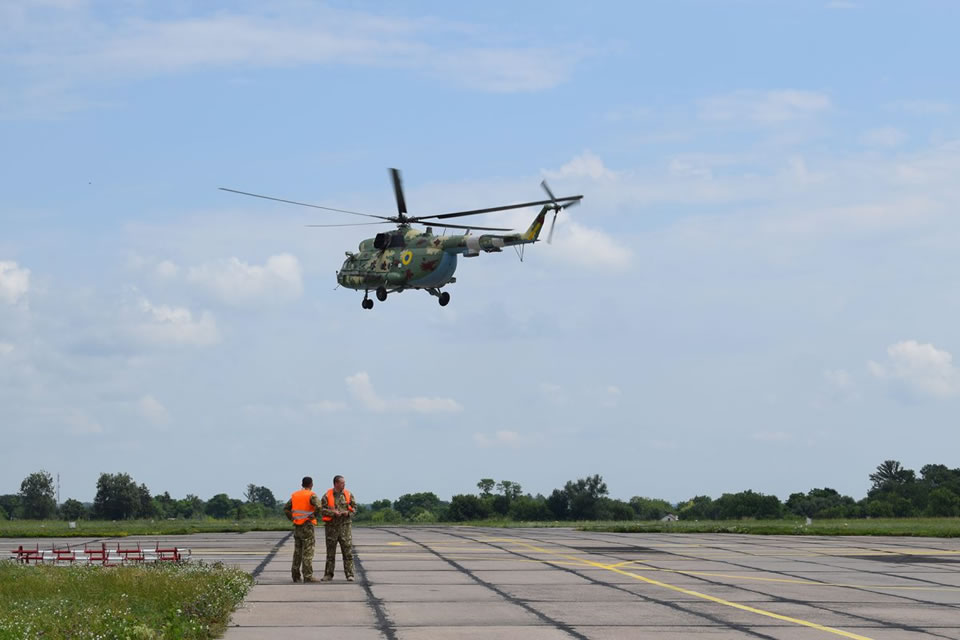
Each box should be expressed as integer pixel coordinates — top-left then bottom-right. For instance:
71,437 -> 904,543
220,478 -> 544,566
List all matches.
579,518 -> 960,537
0,560 -> 252,639
0,519 -> 292,538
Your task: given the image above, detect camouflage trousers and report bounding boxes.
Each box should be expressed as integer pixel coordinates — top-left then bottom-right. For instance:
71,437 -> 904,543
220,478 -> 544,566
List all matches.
324,523 -> 354,579
292,523 -> 315,580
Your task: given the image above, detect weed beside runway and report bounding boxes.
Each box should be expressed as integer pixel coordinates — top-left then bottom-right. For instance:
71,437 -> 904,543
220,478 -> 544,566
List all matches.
0,561 -> 252,639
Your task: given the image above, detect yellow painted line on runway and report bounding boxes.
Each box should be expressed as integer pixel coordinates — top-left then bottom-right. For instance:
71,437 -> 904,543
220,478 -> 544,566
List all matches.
487,538 -> 876,640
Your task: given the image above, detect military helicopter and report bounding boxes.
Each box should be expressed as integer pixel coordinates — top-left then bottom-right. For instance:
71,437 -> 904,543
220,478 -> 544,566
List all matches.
220,169 -> 582,309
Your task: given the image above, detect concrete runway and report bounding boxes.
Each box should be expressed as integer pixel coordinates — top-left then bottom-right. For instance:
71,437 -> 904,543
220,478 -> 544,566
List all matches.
7,527 -> 960,639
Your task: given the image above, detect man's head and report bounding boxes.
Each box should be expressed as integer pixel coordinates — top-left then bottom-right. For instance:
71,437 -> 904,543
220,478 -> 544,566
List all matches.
333,475 -> 345,492
302,476 -> 313,489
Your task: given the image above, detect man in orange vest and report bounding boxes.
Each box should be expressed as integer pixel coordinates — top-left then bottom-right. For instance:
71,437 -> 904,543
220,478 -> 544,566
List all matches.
320,474 -> 357,581
283,476 -> 322,583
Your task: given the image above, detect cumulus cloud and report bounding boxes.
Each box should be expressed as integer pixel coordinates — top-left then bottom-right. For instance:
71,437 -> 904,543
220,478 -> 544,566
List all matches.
699,90 -> 831,124
542,151 -> 614,180
548,219 -> 631,270
473,430 -> 536,448
868,340 -> 960,398
155,260 -> 179,279
139,394 -> 170,425
133,298 -> 220,346
345,371 -> 462,413
0,261 -> 30,304
187,254 -> 303,305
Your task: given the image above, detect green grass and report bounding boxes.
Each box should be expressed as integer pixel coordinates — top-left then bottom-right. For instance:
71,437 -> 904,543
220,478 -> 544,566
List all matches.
579,517 -> 960,537
0,518 -> 292,538
0,560 -> 252,639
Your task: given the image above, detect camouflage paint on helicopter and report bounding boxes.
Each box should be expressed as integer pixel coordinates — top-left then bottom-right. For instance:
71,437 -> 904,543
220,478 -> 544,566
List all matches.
220,168 -> 581,309
337,208 -> 549,303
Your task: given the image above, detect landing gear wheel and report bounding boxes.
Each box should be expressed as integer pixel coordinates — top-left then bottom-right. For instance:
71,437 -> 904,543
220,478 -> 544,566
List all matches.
438,291 -> 450,307
362,298 -> 374,310
376,286 -> 388,302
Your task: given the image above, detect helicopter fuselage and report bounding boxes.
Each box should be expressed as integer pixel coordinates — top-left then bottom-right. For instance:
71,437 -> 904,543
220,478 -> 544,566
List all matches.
336,208 -> 548,294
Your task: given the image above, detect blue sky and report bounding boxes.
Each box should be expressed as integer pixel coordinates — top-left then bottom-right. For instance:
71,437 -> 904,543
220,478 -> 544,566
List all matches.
2,1 -> 960,506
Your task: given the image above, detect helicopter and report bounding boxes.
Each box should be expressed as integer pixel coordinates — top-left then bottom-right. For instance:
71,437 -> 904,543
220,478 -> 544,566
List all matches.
220,169 -> 582,309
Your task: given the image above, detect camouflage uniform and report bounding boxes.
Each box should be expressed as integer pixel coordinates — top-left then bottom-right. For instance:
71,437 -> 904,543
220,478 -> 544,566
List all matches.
283,492 -> 322,581
320,489 -> 357,579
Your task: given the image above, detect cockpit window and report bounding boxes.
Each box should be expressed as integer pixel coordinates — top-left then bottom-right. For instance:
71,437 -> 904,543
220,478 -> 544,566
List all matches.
374,233 -> 406,249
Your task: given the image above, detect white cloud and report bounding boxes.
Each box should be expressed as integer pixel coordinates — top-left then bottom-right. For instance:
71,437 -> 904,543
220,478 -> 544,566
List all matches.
139,394 -> 170,425
473,430 -> 535,448
0,261 -> 30,304
548,219 -> 632,270
187,254 -> 303,305
542,151 -> 614,180
134,298 -> 220,346
4,6 -> 587,117
0,343 -> 12,355
861,127 -> 907,148
699,90 -> 831,124
155,260 -> 179,279
346,371 -> 462,413
868,340 -> 960,398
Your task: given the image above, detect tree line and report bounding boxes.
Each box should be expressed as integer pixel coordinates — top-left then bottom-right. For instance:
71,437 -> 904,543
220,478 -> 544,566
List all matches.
3,460 -> 959,523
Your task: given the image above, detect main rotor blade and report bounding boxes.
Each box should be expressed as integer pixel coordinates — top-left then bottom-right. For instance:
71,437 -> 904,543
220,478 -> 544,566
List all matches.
412,195 -> 583,221
541,179 -> 557,203
390,168 -> 408,216
305,222 -> 393,228
219,187 -> 391,220
427,221 -> 513,231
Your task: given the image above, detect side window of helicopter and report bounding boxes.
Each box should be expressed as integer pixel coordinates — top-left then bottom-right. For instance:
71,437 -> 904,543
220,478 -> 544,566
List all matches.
374,233 -> 390,250
389,234 -> 406,248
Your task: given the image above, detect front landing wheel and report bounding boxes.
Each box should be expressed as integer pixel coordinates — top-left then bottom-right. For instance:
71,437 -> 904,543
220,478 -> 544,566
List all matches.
438,291 -> 450,306
376,286 -> 388,302
362,298 -> 374,310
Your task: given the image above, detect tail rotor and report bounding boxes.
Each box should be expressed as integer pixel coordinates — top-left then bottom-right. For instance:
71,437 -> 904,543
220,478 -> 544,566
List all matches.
540,180 -> 580,244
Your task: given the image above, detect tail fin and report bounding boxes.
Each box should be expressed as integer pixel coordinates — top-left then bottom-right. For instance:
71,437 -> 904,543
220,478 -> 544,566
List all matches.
521,206 -> 550,242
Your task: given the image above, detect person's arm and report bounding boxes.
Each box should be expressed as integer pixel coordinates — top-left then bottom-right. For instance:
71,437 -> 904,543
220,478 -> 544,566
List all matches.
347,493 -> 357,519
320,492 -> 338,519
310,493 -> 323,520
283,498 -> 294,522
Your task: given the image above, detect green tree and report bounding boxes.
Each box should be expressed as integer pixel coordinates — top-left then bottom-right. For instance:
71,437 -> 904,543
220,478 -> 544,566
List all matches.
477,479 -> 495,497
244,484 -> 277,509
496,480 -> 523,501
508,495 -> 552,521
152,492 -> 176,518
370,499 -> 392,511
0,504 -> 8,520
448,494 -> 491,521
0,495 -> 21,520
565,474 -> 608,520
629,496 -> 674,520
393,492 -> 442,518
546,488 -> 569,519
678,495 -> 715,520
926,488 -> 960,517
869,460 -> 914,492
93,473 -> 141,520
19,470 -> 57,519
205,493 -> 235,519
176,494 -> 205,518
60,499 -> 89,520
598,498 -> 635,521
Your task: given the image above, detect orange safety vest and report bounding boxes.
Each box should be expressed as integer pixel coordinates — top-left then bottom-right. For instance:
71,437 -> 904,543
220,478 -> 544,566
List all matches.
290,489 -> 318,526
322,488 -> 354,522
